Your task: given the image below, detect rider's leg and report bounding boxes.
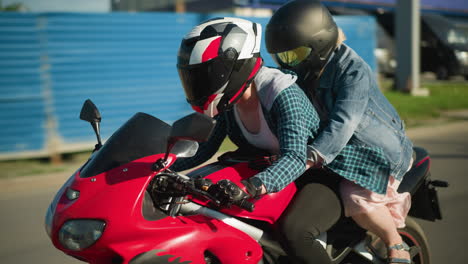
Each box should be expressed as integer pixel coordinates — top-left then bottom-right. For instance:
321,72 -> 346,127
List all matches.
340,178 -> 411,263
351,206 -> 411,261
279,183 -> 341,264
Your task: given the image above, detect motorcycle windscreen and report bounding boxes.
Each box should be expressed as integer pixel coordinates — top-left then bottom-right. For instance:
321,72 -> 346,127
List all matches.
80,112 -> 172,178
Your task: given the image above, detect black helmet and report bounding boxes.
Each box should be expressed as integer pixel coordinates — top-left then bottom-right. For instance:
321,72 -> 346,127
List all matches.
177,17 -> 263,117
265,0 -> 338,80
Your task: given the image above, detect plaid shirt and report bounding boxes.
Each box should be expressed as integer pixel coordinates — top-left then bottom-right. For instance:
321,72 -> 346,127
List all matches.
172,71 -> 391,194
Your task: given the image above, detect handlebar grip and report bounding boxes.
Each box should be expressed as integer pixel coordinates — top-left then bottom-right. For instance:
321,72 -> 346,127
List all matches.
235,199 -> 255,212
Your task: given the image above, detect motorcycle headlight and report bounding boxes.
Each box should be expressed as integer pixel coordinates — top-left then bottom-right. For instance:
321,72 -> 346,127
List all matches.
59,220 -> 106,251
66,188 -> 80,200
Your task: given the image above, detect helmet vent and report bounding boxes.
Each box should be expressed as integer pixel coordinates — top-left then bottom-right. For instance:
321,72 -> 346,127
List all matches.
200,25 -> 219,39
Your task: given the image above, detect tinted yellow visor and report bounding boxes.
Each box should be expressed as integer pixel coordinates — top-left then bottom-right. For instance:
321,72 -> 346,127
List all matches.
275,46 -> 312,67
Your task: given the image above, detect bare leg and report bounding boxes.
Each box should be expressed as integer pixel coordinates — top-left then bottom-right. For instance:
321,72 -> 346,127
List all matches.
352,207 -> 410,262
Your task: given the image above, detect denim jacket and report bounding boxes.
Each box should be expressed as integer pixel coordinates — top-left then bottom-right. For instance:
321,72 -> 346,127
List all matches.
307,44 -> 413,180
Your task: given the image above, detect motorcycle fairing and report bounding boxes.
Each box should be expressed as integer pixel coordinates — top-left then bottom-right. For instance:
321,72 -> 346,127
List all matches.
51,155 -> 168,255
189,161 -> 297,224
51,153 -> 264,264
120,215 -> 263,264
129,249 -> 191,264
64,214 -> 262,264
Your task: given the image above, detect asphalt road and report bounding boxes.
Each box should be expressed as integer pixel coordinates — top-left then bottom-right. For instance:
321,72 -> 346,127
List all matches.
408,121 -> 468,263
0,120 -> 467,264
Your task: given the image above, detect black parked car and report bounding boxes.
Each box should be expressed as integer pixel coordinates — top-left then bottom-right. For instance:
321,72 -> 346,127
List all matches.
375,12 -> 468,80
421,14 -> 468,80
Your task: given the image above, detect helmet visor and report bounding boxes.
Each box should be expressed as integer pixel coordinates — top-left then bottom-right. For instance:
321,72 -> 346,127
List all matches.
275,46 -> 312,67
177,58 -> 232,107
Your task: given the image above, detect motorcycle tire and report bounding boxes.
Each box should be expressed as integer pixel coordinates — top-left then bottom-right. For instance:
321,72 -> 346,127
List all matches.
398,217 -> 431,264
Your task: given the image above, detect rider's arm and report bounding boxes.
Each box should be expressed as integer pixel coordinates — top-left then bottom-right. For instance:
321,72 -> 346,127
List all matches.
170,114 -> 227,172
252,86 -> 320,193
309,63 -> 370,165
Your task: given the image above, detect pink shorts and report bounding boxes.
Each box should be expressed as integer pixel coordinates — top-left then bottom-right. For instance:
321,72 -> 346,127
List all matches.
339,176 -> 411,228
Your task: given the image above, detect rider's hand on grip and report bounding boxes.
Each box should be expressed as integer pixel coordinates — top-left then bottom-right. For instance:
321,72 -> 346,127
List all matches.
207,179 -> 252,211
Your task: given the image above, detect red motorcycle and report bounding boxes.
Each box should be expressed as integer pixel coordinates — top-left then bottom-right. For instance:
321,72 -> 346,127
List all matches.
46,100 -> 447,264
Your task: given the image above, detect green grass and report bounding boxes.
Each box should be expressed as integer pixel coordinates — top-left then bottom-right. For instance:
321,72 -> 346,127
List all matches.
218,138 -> 237,152
384,81 -> 468,126
0,152 -> 91,179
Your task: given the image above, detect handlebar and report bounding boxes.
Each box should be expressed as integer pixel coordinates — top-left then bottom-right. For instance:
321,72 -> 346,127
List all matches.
152,173 -> 255,212
233,198 -> 255,212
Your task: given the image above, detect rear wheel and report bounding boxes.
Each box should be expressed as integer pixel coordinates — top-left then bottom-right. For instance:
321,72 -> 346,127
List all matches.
398,217 -> 431,264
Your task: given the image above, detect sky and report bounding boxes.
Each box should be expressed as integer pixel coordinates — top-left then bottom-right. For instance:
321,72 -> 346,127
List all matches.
5,0 -> 468,14
341,0 -> 468,11
2,0 -> 111,12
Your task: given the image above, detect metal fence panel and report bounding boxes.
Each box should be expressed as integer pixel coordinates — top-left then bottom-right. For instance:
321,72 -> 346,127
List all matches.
0,12 -> 376,159
335,15 -> 377,70
43,13 -> 201,149
0,13 -> 47,157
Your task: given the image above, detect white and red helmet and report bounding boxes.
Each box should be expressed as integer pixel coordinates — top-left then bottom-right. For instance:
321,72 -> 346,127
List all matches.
177,17 -> 263,117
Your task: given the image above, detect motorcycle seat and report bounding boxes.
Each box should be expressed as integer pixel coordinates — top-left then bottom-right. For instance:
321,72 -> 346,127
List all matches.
397,147 -> 431,194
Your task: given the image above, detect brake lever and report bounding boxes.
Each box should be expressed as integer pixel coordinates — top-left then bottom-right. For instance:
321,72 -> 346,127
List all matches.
185,184 -> 222,206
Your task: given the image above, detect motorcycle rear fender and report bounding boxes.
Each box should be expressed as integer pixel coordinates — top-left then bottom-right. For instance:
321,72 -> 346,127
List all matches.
408,174 -> 444,221
399,147 -> 445,222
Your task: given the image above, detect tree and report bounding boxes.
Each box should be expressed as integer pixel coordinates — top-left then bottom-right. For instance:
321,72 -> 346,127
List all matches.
0,1 -> 28,11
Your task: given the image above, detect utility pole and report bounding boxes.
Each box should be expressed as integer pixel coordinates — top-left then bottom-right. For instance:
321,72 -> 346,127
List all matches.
175,0 -> 185,13
395,0 -> 429,96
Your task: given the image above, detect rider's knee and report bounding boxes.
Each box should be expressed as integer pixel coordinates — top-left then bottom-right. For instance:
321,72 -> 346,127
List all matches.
280,183 -> 341,239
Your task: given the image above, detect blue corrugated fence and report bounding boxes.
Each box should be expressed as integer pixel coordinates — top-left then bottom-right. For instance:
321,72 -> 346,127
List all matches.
0,13 -> 47,156
0,12 -> 376,159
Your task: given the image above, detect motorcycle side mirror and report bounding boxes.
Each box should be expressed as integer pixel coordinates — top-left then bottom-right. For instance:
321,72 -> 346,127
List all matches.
163,113 -> 216,161
80,99 -> 103,150
170,140 -> 199,158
